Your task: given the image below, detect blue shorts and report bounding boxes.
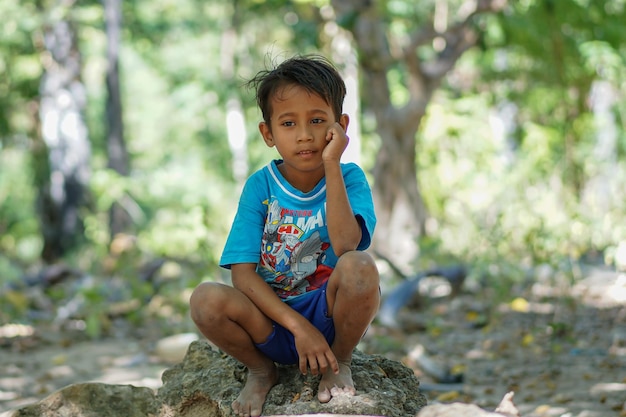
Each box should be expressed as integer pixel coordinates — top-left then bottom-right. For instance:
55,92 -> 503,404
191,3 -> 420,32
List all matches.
254,281 -> 334,365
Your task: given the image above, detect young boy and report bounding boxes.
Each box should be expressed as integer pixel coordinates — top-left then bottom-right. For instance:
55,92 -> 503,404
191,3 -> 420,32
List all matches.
190,55 -> 380,417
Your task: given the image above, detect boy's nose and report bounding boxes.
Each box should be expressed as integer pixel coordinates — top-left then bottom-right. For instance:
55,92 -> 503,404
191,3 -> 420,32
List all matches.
296,126 -> 314,142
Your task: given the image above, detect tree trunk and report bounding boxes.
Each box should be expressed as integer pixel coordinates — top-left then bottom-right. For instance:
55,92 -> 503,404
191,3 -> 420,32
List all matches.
37,7 -> 91,263
372,124 -> 429,269
104,0 -> 132,238
330,0 -> 431,269
332,0 -> 506,270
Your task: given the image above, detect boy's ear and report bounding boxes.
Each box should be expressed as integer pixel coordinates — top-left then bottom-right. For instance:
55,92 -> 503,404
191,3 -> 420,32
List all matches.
259,122 -> 275,147
339,114 -> 349,132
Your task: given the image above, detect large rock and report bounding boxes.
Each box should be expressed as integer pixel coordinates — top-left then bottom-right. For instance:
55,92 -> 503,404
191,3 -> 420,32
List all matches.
10,383 -> 158,417
158,341 -> 427,417
10,341 -> 428,417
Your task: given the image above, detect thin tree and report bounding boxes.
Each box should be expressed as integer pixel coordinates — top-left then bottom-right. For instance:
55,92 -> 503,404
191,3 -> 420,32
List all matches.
35,0 -> 91,262
103,0 -> 132,239
221,0 -> 249,186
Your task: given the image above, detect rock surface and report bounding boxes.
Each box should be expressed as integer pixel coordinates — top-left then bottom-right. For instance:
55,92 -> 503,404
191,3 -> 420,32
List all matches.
10,383 -> 158,417
158,341 -> 427,417
10,341 -> 428,417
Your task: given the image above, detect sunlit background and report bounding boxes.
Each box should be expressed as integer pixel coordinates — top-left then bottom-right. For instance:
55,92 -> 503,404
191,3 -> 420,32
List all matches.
1,0 -> 625,415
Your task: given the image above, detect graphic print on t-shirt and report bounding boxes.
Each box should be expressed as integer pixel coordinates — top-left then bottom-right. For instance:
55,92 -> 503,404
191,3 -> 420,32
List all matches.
259,199 -> 331,299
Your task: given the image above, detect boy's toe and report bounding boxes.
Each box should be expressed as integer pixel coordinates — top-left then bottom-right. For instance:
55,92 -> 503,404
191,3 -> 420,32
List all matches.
318,387 -> 332,403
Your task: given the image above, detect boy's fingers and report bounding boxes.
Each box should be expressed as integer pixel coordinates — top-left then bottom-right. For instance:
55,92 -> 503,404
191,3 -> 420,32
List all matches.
299,357 -> 308,375
317,355 -> 329,374
327,352 -> 339,374
308,356 -> 319,375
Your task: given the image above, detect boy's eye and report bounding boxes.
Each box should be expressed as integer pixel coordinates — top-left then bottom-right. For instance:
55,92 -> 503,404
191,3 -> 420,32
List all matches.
311,118 -> 324,124
281,121 -> 295,127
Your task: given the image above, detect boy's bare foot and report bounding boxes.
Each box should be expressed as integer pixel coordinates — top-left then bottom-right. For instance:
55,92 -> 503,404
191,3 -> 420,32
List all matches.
317,361 -> 356,403
232,362 -> 278,417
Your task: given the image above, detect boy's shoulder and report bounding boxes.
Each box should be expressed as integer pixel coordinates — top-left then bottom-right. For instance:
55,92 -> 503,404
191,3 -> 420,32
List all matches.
340,161 -> 369,183
340,161 -> 363,173
239,162 -> 273,196
245,160 -> 277,186
240,160 -> 287,198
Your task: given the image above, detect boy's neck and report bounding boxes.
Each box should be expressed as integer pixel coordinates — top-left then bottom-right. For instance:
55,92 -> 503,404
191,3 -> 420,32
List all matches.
275,160 -> 325,193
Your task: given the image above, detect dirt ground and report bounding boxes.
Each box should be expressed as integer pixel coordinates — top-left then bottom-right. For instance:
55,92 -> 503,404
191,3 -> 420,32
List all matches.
1,266 -> 625,417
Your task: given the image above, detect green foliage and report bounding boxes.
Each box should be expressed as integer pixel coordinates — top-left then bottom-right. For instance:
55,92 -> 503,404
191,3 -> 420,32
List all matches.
415,0 -> 626,290
419,45 -> 626,288
1,0 -> 626,340
0,2 -> 40,139
0,150 -> 41,263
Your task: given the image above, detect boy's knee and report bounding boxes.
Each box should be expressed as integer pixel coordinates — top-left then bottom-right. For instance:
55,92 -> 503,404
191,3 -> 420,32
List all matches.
189,282 -> 226,324
336,251 -> 379,289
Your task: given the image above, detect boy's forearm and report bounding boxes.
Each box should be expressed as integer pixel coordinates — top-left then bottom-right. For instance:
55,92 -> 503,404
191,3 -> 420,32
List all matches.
323,161 -> 362,255
232,265 -> 311,333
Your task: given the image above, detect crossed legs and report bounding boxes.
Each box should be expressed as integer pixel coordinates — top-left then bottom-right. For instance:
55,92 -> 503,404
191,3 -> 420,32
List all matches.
189,251 -> 379,416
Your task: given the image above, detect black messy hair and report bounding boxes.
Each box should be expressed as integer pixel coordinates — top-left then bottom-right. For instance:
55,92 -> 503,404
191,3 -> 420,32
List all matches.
246,54 -> 346,126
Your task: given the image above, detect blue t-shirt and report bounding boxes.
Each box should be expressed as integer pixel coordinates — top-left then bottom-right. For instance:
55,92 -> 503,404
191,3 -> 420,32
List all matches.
220,159 -> 376,302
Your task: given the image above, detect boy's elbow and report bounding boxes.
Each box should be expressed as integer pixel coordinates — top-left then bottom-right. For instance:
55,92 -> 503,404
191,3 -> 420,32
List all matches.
331,227 -> 362,256
333,241 -> 360,257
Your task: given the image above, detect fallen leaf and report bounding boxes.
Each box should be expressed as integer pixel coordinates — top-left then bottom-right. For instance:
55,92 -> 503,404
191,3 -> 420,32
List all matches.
435,391 -> 460,402
522,333 -> 534,347
510,297 -> 529,313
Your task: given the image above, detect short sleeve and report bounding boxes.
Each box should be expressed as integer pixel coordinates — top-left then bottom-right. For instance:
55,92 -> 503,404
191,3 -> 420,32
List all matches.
219,174 -> 267,269
343,163 -> 376,250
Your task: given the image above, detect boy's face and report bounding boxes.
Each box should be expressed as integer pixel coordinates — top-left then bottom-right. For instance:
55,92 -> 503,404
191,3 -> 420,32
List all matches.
259,84 -> 348,187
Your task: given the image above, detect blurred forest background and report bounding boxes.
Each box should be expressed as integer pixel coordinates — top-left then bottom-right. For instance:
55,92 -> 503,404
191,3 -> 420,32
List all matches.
1,0 -> 625,343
